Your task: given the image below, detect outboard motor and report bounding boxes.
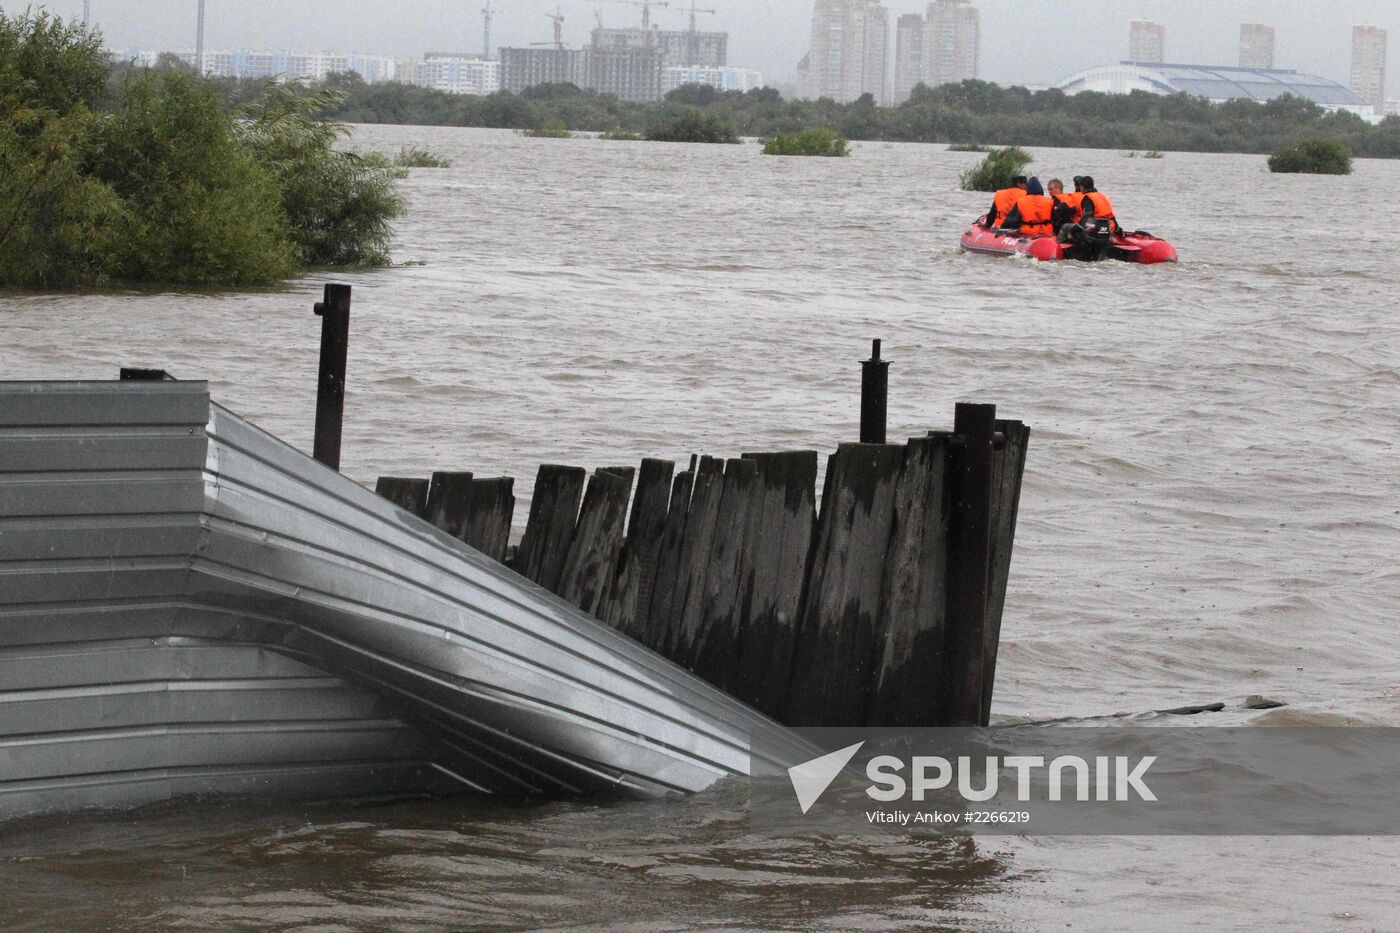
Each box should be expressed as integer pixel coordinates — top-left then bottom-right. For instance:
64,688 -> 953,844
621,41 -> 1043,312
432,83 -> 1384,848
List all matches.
1066,219 -> 1114,262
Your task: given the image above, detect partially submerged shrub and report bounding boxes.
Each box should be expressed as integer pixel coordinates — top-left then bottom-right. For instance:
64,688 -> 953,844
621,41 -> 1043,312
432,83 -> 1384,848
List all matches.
238,81 -> 405,267
958,146 -> 1032,191
762,126 -> 849,157
600,126 -> 640,141
1143,150 -> 1165,159
0,12 -> 406,287
524,118 -> 570,138
947,142 -> 988,152
645,108 -> 738,144
90,71 -> 297,284
1268,138 -> 1352,174
394,144 -> 451,167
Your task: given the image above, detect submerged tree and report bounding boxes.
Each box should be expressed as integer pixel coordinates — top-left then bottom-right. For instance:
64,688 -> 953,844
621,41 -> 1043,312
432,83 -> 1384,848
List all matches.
0,11 -> 405,289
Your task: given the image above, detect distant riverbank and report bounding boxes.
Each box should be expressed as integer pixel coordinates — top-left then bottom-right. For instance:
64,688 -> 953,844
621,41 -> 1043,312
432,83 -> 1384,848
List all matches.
211,73 -> 1400,160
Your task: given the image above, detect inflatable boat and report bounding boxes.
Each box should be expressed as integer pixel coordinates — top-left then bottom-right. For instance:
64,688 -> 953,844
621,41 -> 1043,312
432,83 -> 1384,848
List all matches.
960,216 -> 1178,264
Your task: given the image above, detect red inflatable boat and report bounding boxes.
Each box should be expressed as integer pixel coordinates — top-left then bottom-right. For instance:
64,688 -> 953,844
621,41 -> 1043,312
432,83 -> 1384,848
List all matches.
960,216 -> 1178,264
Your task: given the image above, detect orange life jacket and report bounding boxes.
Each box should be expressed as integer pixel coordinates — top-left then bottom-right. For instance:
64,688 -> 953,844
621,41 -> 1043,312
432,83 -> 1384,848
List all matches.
1082,191 -> 1116,225
991,187 -> 1023,227
1013,193 -> 1055,236
1059,191 -> 1086,222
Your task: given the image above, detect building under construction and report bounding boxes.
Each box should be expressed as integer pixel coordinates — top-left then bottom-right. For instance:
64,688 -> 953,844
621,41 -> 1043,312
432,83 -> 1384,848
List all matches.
500,21 -> 729,102
590,27 -> 728,68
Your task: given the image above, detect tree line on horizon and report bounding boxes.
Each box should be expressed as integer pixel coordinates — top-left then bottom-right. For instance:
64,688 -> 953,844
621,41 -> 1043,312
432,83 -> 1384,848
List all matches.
260,71 -> 1400,159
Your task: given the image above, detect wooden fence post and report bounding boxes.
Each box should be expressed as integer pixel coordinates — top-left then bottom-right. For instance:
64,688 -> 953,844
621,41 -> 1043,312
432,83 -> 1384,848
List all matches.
374,476 -> 430,518
942,403 -> 997,726
513,465 -> 587,591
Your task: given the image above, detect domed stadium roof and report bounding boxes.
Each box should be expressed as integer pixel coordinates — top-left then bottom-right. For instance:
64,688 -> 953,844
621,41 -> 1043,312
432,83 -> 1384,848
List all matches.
1054,62 -> 1371,113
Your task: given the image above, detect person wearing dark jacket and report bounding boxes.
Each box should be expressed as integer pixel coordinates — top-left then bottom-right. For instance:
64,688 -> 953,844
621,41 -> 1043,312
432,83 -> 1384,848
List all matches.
982,176 -> 1028,228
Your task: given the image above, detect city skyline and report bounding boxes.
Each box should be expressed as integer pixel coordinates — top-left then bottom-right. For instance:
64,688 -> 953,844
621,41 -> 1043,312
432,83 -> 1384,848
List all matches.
33,0 -> 1400,100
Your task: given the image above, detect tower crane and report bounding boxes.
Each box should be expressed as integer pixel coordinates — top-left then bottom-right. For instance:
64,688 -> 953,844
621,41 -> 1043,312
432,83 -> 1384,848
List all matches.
531,7 -> 566,50
482,1 -> 494,59
595,0 -> 670,42
676,1 -> 716,66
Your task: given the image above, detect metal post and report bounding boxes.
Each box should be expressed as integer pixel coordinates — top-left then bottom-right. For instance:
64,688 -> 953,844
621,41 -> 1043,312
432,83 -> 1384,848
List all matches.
859,338 -> 889,444
312,284 -> 351,471
195,0 -> 205,76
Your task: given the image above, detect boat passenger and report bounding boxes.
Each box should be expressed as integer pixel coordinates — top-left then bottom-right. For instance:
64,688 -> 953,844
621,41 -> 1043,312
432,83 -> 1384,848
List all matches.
982,175 -> 1028,229
1078,176 -> 1119,235
1046,178 -> 1078,232
1001,177 -> 1055,236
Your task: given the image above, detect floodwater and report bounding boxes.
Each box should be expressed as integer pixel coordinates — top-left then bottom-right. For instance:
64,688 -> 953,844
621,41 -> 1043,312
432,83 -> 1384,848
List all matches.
3,126 -> 1399,930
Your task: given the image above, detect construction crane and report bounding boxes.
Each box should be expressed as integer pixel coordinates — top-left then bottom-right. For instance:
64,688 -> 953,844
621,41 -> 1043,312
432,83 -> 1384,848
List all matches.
481,1 -> 494,59
595,0 -> 670,41
676,1 -> 716,67
83,1 -> 91,25
195,0 -> 205,75
532,6 -> 566,50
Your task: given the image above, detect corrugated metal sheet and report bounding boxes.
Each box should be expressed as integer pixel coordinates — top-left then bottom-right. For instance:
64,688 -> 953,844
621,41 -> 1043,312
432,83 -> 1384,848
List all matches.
0,381 -> 812,820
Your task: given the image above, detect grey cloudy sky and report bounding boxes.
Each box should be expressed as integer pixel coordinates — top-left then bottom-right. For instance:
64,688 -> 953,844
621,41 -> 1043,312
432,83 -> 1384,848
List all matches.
19,0 -> 1400,94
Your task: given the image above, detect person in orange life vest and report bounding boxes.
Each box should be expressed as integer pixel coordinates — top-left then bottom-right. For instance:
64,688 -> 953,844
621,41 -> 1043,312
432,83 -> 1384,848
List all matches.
1046,178 -> 1078,232
1078,176 -> 1119,234
981,175 -> 1027,229
1001,177 -> 1055,236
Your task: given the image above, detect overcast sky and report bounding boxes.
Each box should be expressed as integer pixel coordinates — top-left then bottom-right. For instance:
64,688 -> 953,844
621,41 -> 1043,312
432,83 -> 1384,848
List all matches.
18,0 -> 1400,95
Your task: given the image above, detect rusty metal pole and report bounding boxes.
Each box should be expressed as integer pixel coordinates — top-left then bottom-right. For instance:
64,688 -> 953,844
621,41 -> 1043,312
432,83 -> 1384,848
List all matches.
312,284 -> 351,471
860,338 -> 889,444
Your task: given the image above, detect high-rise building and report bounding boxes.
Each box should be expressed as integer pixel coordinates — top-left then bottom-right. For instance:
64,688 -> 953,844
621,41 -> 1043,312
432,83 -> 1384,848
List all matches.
498,47 -> 585,93
589,28 -> 727,68
1351,25 -> 1388,114
662,66 -> 764,93
1129,20 -> 1165,63
800,0 -> 890,104
1239,24 -> 1275,70
892,13 -> 924,104
586,46 -> 665,101
925,0 -> 979,88
422,54 -> 501,95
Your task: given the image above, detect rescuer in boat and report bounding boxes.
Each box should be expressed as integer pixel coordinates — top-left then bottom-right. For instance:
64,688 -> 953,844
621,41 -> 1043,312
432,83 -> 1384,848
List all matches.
981,175 -> 1027,229
1047,178 -> 1081,233
998,177 -> 1055,237
1077,176 -> 1119,235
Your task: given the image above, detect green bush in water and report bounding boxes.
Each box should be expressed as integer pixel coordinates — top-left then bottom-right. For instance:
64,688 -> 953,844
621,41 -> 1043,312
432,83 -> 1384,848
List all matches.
600,126 -> 640,141
88,70 -> 297,285
0,10 -> 407,288
1268,138 -> 1352,175
645,108 -> 738,144
762,127 -> 849,157
393,145 -> 451,167
958,146 -> 1032,191
524,118 -> 571,138
238,81 -> 405,267
946,142 -> 988,152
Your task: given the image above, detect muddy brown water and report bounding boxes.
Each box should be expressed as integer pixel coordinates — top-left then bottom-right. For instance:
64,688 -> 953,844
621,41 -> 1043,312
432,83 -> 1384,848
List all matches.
2,127 -> 1398,930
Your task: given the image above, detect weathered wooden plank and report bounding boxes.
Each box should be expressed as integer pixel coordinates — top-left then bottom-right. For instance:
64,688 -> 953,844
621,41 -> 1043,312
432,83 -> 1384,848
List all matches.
557,468 -> 633,617
608,458 -> 675,641
513,465 -> 587,591
733,450 -> 818,718
643,466 -> 695,653
785,443 -> 905,726
981,419 -> 1030,719
866,434 -> 951,726
374,476 -> 430,518
462,477 -> 515,564
941,403 -> 998,727
667,456 -> 725,664
425,471 -> 474,539
689,458 -> 760,692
